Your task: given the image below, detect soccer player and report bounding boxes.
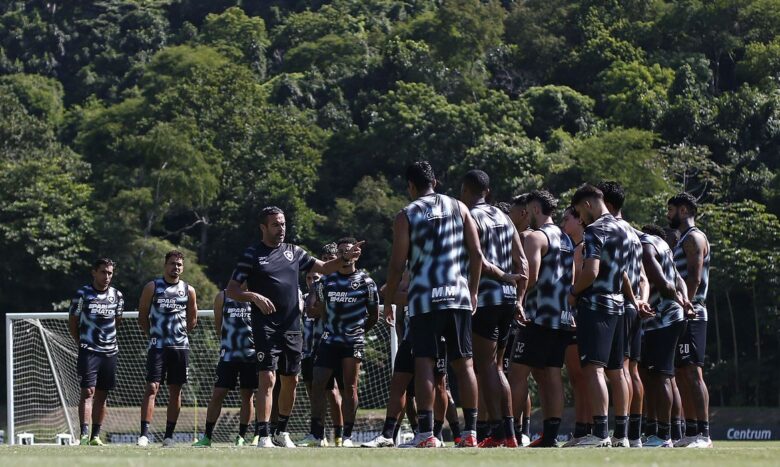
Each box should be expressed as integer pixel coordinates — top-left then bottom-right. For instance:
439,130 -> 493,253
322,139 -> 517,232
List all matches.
384,161 -> 483,448
509,190 -> 572,447
301,237 -> 379,447
667,193 -> 712,448
639,224 -> 689,448
598,181 -> 648,447
137,250 -> 198,447
567,185 -> 643,448
68,258 -> 124,446
461,170 -> 528,448
508,194 -> 531,235
226,206 -> 362,448
192,286 -> 256,447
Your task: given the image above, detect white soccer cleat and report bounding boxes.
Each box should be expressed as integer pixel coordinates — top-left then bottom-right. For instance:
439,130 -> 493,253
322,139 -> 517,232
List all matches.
521,434 -> 531,447
297,433 -> 327,447
562,435 -> 585,448
341,438 -> 354,447
162,437 -> 175,448
643,435 -> 673,448
256,436 -> 276,448
360,434 -> 395,448
398,432 -> 438,448
574,434 -> 612,448
273,432 -> 296,448
434,437 -> 444,448
674,435 -> 698,447
137,435 -> 150,447
610,437 -> 630,448
686,435 -> 713,448
629,438 -> 643,448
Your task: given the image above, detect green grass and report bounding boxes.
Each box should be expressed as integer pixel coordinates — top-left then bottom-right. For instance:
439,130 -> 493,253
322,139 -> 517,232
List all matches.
0,442 -> 778,466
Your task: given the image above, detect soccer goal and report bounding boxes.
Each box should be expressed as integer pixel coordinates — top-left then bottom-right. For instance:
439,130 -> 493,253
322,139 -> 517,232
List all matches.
5,309 -> 398,445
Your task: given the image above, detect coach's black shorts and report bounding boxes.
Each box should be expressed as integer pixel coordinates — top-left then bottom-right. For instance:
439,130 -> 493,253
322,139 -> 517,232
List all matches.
394,338 -> 447,375
511,323 -> 566,368
214,360 -> 258,390
146,347 -> 189,385
315,342 -> 364,369
78,349 -> 117,390
576,304 -> 624,370
561,329 -> 577,348
642,321 -> 685,376
472,304 -> 515,346
624,305 -> 642,362
411,309 -> 472,361
253,323 -> 302,376
675,319 -> 707,368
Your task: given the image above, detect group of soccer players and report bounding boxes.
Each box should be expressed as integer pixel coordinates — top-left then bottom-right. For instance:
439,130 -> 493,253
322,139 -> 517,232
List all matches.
67,159 -> 712,449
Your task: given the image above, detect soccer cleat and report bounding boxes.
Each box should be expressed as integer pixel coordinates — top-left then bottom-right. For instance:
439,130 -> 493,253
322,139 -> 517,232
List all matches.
342,438 -> 354,447
629,438 -> 642,448
399,432 -> 437,448
643,435 -> 673,448
88,437 -> 104,446
137,435 -> 150,447
562,435 -> 585,448
673,435 -> 697,447
80,435 -> 89,446
456,432 -> 478,448
297,434 -> 327,447
162,437 -> 176,448
521,434 -> 531,447
256,436 -> 276,448
234,435 -> 246,447
610,437 -> 630,448
192,436 -> 212,448
434,437 -> 444,448
360,434 -> 395,448
686,435 -> 713,448
529,436 -> 558,448
504,437 -> 519,448
273,431 -> 296,448
334,437 -> 343,447
453,436 -> 462,446
574,434 -> 612,448
250,435 -> 260,447
478,436 -> 504,448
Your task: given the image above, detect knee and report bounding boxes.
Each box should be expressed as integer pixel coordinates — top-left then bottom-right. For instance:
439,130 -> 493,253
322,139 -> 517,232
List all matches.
82,387 -> 96,399
146,383 -> 160,396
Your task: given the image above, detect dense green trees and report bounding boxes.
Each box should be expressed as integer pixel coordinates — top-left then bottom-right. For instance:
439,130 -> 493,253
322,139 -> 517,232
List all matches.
1,0 -> 779,406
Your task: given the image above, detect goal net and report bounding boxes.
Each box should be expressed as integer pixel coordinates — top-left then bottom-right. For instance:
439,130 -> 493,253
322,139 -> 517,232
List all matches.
6,310 -> 396,445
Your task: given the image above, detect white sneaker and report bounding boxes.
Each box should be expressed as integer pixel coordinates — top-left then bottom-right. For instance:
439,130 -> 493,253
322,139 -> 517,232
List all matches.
686,435 -> 713,448
674,435 -> 698,447
273,432 -> 296,448
610,437 -> 630,448
434,437 -> 444,448
562,435 -> 585,448
398,432 -> 437,448
643,435 -> 673,447
256,436 -> 276,448
629,438 -> 642,448
521,434 -> 531,447
137,435 -> 149,447
361,434 -> 395,448
297,433 -> 327,447
162,437 -> 175,448
341,438 -> 354,447
575,434 -> 612,448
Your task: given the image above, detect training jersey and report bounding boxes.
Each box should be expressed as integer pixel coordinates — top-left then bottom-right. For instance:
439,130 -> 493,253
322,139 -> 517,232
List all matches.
673,227 -> 710,321
148,277 -> 190,350
639,233 -> 685,331
616,218 -> 644,315
316,270 -> 378,346
526,224 -> 574,329
219,292 -> 255,362
404,193 -> 472,317
470,203 -> 518,307
69,285 -> 124,355
580,213 -> 631,315
232,242 -> 315,331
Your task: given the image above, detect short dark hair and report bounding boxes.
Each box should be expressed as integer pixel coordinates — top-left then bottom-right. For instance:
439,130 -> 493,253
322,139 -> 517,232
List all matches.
406,161 -> 436,191
496,202 -> 511,214
642,224 -> 666,239
92,258 -> 115,270
526,190 -> 558,216
571,184 -> 604,206
321,242 -> 338,257
462,169 -> 490,194
165,250 -> 184,262
512,193 -> 530,207
564,206 -> 579,219
668,192 -> 698,216
597,181 -> 625,211
336,237 -> 358,247
260,206 -> 285,225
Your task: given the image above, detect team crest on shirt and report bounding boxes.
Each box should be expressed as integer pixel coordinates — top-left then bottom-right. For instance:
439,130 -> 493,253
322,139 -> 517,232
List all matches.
284,251 -> 294,262
350,280 -> 361,290
108,295 -> 115,303
257,352 -> 265,362
178,289 -> 186,297
354,348 -> 363,359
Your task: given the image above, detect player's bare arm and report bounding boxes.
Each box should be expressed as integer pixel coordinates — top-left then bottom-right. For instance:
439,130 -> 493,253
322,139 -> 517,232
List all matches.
213,291 -> 224,336
186,285 -> 198,332
309,241 -> 364,275
384,210 -> 410,324
642,243 -> 676,299
460,202 -> 485,313
226,279 -> 276,315
682,231 -> 706,301
138,281 -> 155,336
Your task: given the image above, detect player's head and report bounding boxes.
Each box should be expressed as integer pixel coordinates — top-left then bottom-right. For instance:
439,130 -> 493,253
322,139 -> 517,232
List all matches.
91,258 -> 115,291
664,226 -> 680,249
562,206 -> 584,239
306,271 -> 321,290
320,242 -> 338,261
405,160 -> 436,199
509,193 -> 530,230
597,181 -> 625,216
667,192 -> 698,228
460,169 -> 490,202
526,190 -> 557,229
164,250 -> 184,280
641,224 -> 666,239
337,236 -> 360,265
571,184 -> 605,225
259,206 -> 286,246
496,201 -> 511,215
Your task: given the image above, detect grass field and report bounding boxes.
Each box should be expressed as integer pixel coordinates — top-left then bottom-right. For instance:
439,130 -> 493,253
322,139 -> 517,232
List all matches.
0,442 -> 778,466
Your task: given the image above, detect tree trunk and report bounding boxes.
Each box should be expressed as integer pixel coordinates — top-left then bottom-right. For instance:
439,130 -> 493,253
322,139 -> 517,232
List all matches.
725,289 -> 740,402
752,284 -> 761,406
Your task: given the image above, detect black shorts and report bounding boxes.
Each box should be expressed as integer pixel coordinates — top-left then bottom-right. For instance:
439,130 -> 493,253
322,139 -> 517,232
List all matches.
214,360 -> 258,389
146,348 -> 189,385
576,305 -> 625,370
77,349 -> 117,390
510,323 -> 566,368
253,324 -> 302,376
410,309 -> 472,361
472,304 -> 515,346
394,338 -> 447,375
642,321 -> 685,376
624,305 -> 642,361
675,319 -> 707,368
315,342 -> 364,369
561,329 -> 577,348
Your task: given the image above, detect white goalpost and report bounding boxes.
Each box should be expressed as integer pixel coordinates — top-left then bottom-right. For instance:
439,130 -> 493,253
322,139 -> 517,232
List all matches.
6,308 -> 398,445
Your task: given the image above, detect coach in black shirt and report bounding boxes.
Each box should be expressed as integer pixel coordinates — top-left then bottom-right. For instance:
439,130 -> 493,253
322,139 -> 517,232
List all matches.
226,206 -> 361,448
